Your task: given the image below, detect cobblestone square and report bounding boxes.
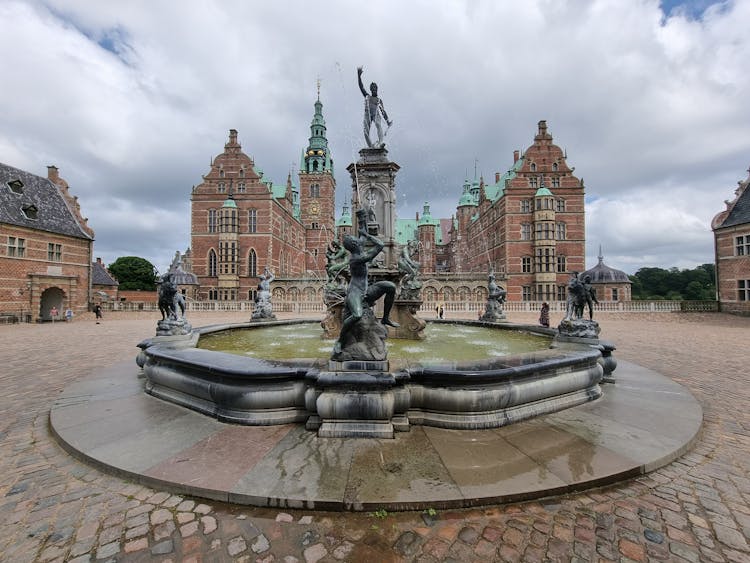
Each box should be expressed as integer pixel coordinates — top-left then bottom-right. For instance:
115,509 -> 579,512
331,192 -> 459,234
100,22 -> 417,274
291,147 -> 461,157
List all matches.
1,311 -> 749,562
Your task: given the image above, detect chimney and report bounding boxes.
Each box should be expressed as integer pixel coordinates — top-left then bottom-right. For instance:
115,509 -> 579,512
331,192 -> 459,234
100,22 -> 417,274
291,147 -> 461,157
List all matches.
513,150 -> 520,163
47,165 -> 59,183
96,257 -> 103,265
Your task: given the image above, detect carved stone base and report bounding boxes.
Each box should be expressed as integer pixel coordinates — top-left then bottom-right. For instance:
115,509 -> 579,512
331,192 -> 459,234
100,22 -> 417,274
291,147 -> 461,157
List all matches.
251,303 -> 276,320
557,318 -> 601,340
156,317 -> 192,337
321,301 -> 344,339
312,371 -> 397,439
387,299 -> 426,340
331,308 -> 388,362
480,301 -> 506,322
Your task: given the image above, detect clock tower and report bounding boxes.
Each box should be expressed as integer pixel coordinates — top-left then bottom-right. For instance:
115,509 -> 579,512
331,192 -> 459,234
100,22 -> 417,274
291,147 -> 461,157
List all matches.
299,84 -> 336,273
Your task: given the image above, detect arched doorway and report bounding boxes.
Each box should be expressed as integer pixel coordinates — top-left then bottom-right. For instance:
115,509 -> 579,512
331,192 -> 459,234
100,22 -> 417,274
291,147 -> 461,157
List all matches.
40,287 -> 65,320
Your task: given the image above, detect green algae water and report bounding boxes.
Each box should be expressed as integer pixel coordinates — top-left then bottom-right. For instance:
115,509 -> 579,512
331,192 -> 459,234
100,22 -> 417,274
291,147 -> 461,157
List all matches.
197,322 -> 551,363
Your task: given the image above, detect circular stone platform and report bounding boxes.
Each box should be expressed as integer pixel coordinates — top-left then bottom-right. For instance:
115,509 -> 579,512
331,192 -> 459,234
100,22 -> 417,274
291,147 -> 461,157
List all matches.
50,359 -> 702,512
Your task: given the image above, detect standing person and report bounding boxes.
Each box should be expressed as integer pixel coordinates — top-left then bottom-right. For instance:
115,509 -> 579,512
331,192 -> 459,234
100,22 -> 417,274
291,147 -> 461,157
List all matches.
357,66 -> 392,148
539,302 -> 550,327
50,306 -> 58,323
438,304 -> 444,319
65,308 -> 73,322
94,304 -> 103,324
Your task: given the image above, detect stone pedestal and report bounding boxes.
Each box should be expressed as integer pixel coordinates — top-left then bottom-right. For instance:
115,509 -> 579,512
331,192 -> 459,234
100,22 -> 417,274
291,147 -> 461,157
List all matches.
156,317 -> 192,337
306,369 -> 410,439
320,300 -> 344,339
388,299 -> 426,340
347,148 -> 400,270
597,340 -> 618,383
480,300 -> 507,322
557,318 -> 601,339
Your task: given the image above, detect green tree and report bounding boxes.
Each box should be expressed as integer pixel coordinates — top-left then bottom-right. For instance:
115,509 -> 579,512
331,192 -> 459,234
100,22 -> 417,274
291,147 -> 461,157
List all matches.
108,256 -> 158,291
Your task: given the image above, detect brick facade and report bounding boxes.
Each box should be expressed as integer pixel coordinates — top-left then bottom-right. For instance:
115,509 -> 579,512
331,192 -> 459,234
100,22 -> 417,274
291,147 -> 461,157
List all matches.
712,170 -> 750,315
0,165 -> 94,320
442,121 -> 586,301
190,96 -> 336,300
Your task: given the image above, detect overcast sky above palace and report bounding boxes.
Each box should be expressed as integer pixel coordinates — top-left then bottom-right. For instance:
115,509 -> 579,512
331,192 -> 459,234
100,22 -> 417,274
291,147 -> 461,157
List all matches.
1,0 -> 748,274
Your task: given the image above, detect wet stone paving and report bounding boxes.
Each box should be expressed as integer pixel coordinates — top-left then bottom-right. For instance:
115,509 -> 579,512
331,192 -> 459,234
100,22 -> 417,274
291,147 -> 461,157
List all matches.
1,311 -> 749,562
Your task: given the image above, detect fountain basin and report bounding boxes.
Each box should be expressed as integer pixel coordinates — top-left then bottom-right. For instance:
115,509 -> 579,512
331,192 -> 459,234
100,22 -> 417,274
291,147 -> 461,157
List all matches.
138,319 -> 603,436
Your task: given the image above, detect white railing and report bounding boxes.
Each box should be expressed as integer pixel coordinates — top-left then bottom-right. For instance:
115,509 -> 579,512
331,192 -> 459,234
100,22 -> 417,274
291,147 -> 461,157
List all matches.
100,299 -> 717,316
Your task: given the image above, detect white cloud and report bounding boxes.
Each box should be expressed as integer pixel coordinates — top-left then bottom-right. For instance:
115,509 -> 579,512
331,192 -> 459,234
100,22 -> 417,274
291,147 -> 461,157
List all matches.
1,0 -> 748,273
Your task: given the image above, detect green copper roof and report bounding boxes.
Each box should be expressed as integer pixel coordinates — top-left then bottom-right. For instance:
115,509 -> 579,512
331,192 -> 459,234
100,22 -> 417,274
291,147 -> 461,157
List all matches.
271,183 -> 287,199
222,197 -> 237,208
535,186 -> 553,196
336,202 -> 352,227
458,179 -> 476,207
418,202 -> 440,226
395,219 -> 418,244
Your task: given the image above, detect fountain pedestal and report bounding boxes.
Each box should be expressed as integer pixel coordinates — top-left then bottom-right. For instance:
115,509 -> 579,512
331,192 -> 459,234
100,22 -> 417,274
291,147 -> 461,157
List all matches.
306,367 -> 410,439
388,299 -> 426,340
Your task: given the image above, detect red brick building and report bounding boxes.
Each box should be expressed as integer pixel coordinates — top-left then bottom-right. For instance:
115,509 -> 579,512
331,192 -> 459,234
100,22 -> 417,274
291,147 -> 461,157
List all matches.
0,163 -> 95,320
389,121 -> 586,303
712,169 -> 750,315
190,94 -> 335,300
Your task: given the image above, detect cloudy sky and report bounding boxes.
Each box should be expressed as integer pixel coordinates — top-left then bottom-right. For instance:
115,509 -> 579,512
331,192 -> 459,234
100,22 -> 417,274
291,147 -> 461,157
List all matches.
1,0 -> 748,274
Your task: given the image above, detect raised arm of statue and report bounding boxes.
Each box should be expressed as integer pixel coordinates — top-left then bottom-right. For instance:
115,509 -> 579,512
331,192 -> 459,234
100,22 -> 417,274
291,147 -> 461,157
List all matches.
357,66 -> 367,97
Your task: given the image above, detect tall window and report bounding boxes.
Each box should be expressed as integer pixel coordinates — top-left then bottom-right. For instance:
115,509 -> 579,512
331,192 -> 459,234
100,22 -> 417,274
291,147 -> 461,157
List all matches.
209,288 -> 218,300
535,248 -> 554,272
612,288 -> 619,301
310,184 -> 320,198
556,255 -> 566,272
557,285 -> 566,301
522,256 -> 532,273
556,222 -> 566,240
218,182 -> 226,193
520,199 -> 531,213
536,223 -> 553,240
220,208 -> 237,233
208,249 -> 217,276
7,237 -> 25,257
248,209 -> 257,233
521,223 -> 531,240
219,242 -> 237,274
522,286 -> 531,301
208,209 -> 217,233
556,198 -> 566,212
529,177 -> 538,189
47,243 -> 62,262
237,182 -> 246,193
551,177 -> 560,188
736,235 -> 750,256
248,249 -> 257,277
739,280 -> 750,301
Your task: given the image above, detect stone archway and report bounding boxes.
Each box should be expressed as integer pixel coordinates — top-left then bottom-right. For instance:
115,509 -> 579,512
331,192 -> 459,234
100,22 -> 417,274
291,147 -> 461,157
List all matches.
40,287 -> 65,320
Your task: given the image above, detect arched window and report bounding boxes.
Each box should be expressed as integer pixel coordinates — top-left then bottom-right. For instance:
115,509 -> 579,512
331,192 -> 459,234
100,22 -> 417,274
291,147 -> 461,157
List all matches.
220,170 -> 225,178
530,163 -> 537,172
552,163 -> 558,171
209,288 -> 218,300
208,249 -> 217,277
239,169 -> 245,178
248,249 -> 257,277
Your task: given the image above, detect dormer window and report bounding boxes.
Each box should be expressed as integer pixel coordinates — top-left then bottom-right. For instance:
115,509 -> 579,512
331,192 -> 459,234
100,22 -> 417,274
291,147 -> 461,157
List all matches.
220,170 -> 225,178
21,204 -> 38,220
7,179 -> 24,194
530,163 -> 537,172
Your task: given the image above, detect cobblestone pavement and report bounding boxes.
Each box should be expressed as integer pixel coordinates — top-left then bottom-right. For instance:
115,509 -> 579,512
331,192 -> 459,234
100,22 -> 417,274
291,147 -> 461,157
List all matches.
1,311 -> 749,562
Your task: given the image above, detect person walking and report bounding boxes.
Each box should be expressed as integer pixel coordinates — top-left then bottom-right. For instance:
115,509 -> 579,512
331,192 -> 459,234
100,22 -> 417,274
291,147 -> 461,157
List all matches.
94,304 -> 103,324
65,308 -> 74,322
539,302 -> 550,328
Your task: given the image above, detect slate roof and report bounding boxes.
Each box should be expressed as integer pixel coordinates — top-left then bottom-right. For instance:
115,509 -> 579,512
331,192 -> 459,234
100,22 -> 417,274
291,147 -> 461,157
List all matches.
92,261 -> 119,286
719,180 -> 750,228
0,162 -> 93,240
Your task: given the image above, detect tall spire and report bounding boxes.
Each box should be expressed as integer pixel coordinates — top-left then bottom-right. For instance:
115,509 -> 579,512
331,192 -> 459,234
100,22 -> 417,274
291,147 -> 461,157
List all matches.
302,83 -> 333,174
598,244 -> 604,265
